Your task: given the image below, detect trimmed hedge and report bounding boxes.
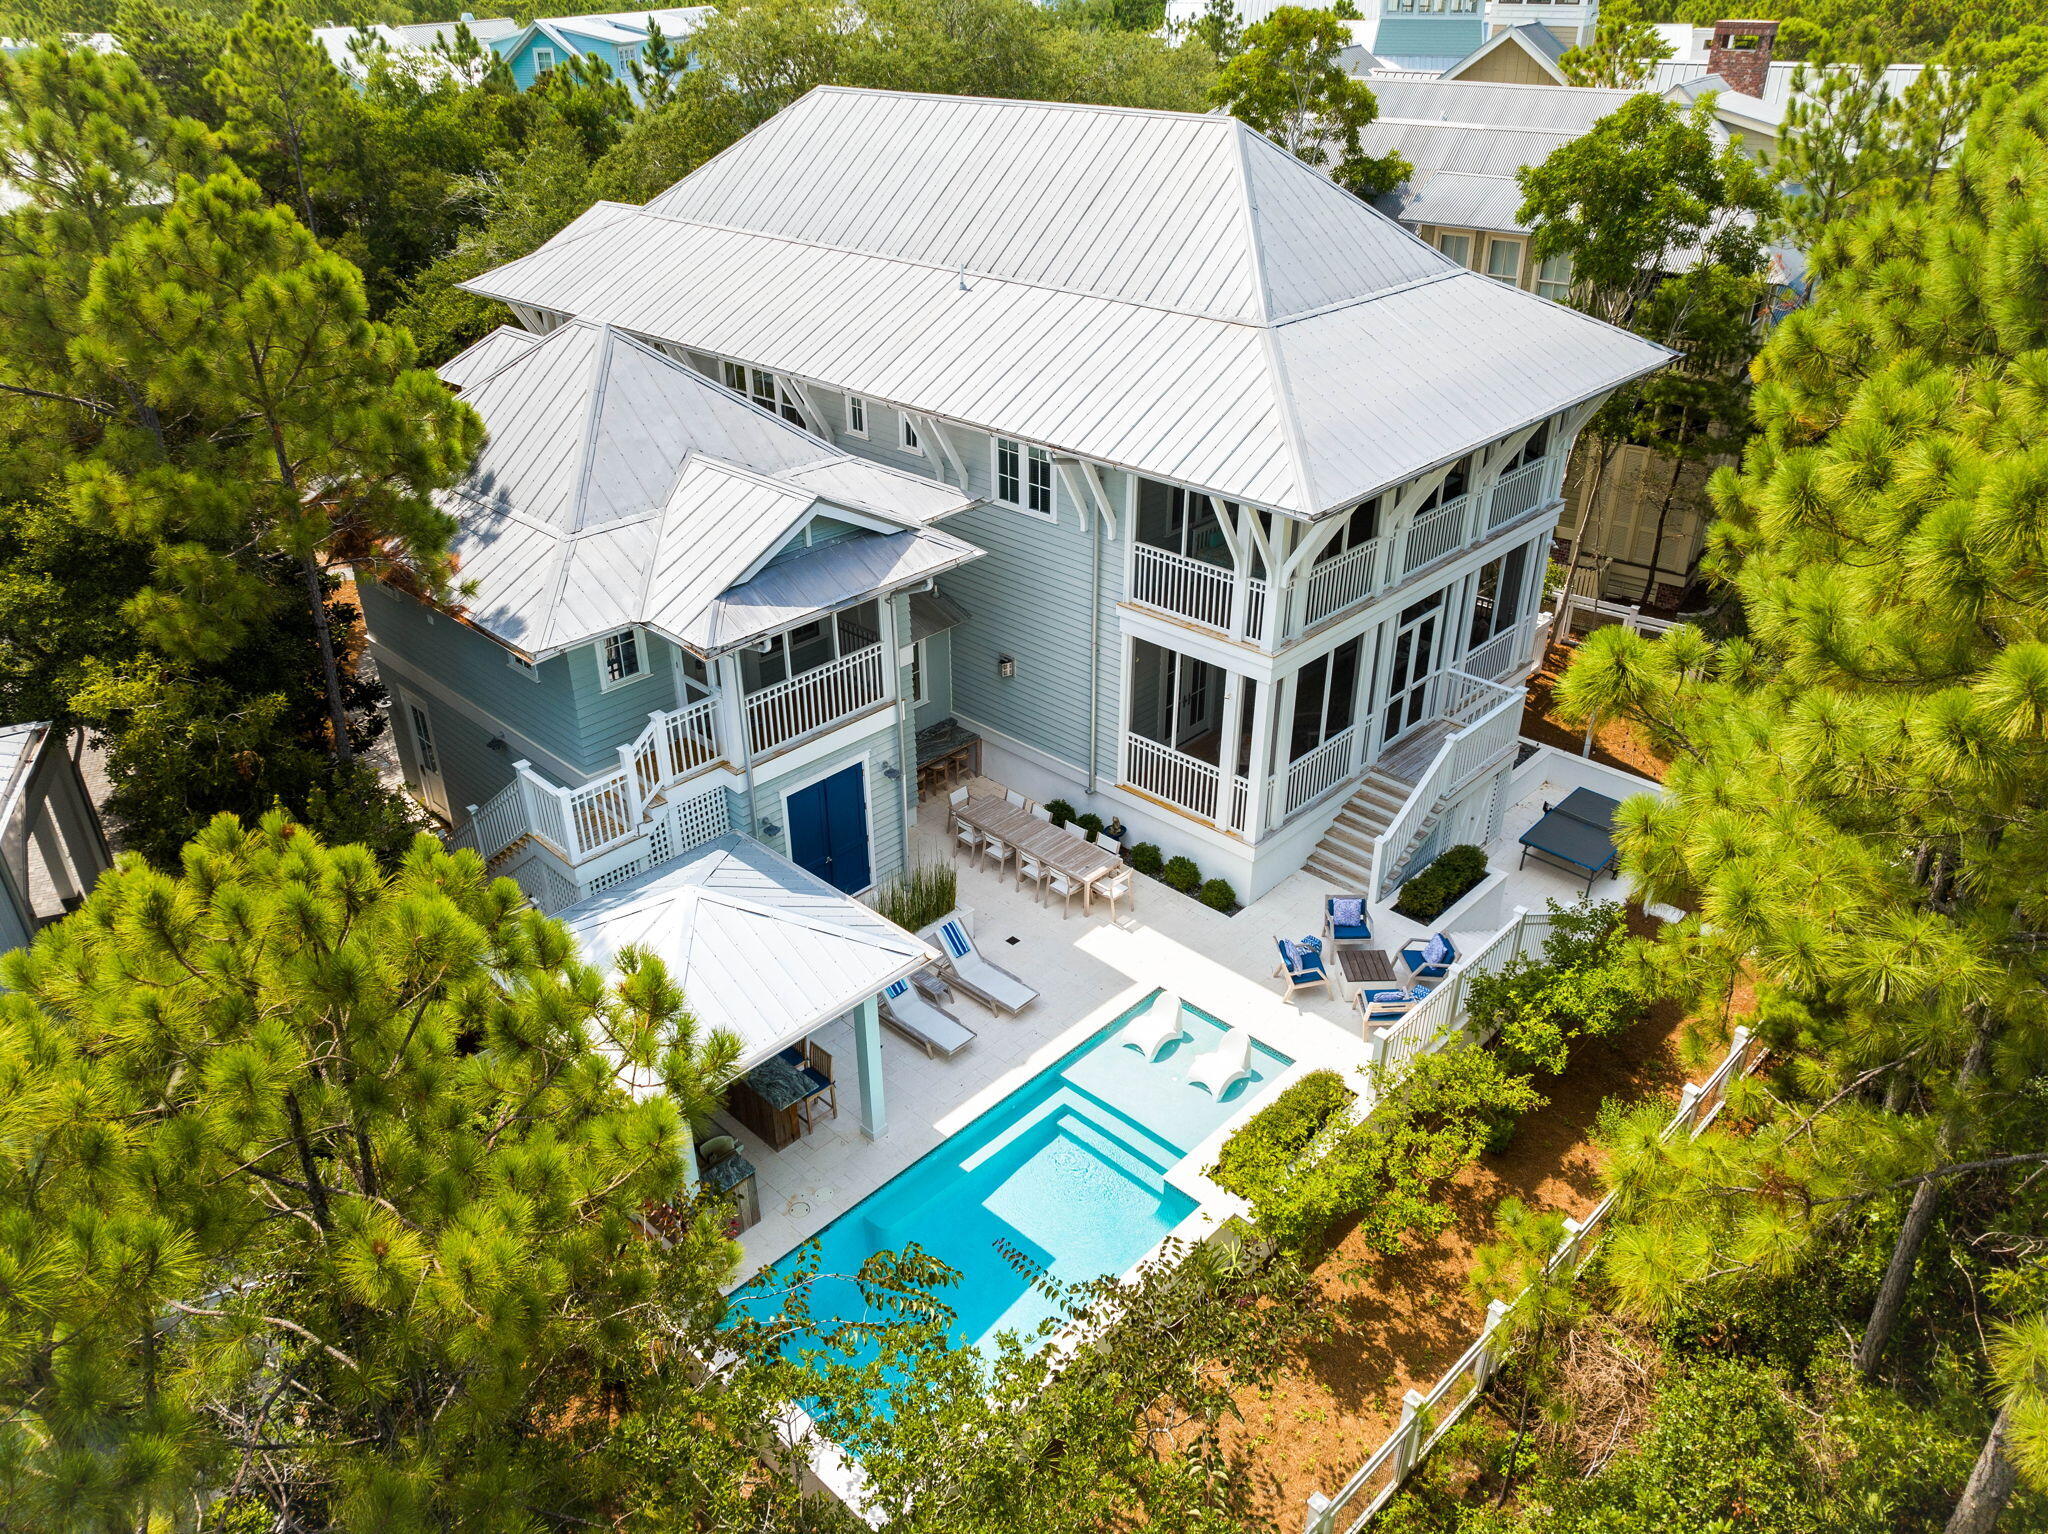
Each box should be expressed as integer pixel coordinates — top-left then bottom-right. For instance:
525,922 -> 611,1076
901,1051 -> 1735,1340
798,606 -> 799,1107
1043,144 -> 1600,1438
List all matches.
1161,856 -> 1201,894
1074,812 -> 1104,842
1210,1070 -> 1356,1211
1392,844 -> 1488,921
1199,878 -> 1238,913
1044,799 -> 1076,827
1130,842 -> 1164,877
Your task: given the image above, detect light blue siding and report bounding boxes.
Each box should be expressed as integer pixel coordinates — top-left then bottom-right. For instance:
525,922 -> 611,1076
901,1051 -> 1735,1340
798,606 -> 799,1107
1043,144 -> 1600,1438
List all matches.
362,578 -> 684,782
389,683 -> 515,826
1375,15 -> 1486,54
913,629 -> 954,731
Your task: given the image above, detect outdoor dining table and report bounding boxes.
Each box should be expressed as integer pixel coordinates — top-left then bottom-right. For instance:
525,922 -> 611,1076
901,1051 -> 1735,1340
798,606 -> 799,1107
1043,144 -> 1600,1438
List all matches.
956,794 -> 1124,912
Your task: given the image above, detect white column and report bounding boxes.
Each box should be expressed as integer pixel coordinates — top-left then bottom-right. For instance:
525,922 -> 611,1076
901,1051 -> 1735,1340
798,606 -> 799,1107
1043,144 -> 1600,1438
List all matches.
713,654 -> 749,764
1268,667 -> 1299,826
1218,668 -> 1244,830
1242,672 -> 1275,841
854,995 -> 887,1140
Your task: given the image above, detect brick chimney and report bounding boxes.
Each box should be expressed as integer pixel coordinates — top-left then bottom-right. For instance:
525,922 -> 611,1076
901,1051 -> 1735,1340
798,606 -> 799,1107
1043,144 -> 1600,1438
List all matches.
1705,19 -> 1777,98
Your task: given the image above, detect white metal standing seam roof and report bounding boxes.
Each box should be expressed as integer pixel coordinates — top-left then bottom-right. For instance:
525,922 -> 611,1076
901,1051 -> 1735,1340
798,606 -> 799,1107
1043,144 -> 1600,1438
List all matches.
560,833 -> 937,1076
439,325 -> 542,391
1367,77 -> 1641,135
463,90 -> 1672,521
440,320 -> 980,659
1397,171 -> 1537,235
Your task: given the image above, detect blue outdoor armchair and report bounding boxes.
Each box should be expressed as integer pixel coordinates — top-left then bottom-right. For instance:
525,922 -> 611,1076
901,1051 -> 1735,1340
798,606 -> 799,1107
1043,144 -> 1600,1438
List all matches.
1397,932 -> 1457,980
1273,936 -> 1330,1000
1323,897 -> 1372,944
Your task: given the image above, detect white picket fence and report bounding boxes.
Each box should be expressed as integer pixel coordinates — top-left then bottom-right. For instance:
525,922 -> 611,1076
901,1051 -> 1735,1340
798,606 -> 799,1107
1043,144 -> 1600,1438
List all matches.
1303,1022 -> 1768,1534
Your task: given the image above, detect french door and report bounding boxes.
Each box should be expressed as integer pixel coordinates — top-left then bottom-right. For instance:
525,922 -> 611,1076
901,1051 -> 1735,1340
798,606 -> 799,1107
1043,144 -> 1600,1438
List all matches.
405,699 -> 449,821
1380,593 -> 1444,748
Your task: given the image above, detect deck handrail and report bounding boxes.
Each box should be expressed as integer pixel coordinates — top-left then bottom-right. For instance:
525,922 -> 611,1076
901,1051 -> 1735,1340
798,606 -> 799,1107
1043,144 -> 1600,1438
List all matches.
1282,725 -> 1359,817
1299,536 -> 1385,632
1131,543 -> 1269,642
745,643 -> 887,756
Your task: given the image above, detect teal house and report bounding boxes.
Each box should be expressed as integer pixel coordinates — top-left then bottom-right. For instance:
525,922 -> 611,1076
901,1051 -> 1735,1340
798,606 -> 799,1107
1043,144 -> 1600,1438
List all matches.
493,6 -> 712,98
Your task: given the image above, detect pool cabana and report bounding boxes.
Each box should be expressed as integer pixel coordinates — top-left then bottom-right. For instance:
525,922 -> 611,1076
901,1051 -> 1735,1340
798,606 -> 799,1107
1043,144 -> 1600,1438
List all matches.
559,834 -> 936,1164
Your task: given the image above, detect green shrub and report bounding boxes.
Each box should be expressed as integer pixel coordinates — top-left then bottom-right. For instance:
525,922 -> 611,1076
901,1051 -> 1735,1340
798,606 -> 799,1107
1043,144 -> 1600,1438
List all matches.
876,862 -> 958,934
1161,856 -> 1201,893
1044,798 -> 1075,827
1465,899 -> 1651,1077
1129,842 -> 1163,877
1211,1070 -> 1355,1212
1390,843 -> 1488,921
1198,878 -> 1237,912
1074,811 -> 1103,842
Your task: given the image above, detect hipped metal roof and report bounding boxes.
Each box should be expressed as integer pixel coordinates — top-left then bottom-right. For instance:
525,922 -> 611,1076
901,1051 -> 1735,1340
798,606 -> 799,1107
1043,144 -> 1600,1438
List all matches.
462,87 -> 1674,522
561,833 -> 935,1073
436,320 -> 980,660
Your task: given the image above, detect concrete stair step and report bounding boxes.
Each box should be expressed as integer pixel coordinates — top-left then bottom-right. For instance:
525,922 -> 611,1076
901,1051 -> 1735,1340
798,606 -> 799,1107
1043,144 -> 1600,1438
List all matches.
1304,852 -> 1374,889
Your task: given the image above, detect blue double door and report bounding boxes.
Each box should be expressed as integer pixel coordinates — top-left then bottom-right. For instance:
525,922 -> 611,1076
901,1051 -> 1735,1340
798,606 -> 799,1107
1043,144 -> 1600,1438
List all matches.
786,763 -> 871,894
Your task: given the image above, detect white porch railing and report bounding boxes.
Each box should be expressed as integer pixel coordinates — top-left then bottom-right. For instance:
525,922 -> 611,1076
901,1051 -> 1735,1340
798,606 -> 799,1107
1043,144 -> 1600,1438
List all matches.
1368,672 -> 1521,900
1125,734 -> 1251,832
1301,537 -> 1384,631
1306,1020 -> 1769,1534
1399,493 -> 1473,579
1485,460 -> 1547,529
1459,617 -> 1538,685
745,644 -> 887,755
453,777 -> 529,864
1130,544 -> 1269,642
1283,726 -> 1359,816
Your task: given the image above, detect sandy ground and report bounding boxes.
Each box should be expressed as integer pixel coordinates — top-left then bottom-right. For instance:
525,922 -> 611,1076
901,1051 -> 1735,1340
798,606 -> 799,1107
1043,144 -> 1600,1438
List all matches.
1518,666 -> 1673,783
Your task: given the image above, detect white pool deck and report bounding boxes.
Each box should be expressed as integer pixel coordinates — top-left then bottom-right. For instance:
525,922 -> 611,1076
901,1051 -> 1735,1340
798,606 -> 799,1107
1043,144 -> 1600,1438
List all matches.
711,742 -> 1661,1284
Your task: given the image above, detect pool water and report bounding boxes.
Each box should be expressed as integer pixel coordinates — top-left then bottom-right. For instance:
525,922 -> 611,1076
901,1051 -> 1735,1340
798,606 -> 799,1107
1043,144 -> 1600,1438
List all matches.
736,993 -> 1292,1356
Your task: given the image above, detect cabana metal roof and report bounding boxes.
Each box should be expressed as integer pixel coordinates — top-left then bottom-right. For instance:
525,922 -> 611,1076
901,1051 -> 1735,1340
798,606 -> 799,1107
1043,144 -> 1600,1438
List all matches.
560,834 -> 935,1076
462,87 -> 1674,521
437,320 -> 981,660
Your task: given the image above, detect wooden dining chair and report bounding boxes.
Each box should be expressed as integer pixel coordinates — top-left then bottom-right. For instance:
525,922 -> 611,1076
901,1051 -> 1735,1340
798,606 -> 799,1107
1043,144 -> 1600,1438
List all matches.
1004,788 -> 1027,810
1016,848 -> 1049,900
1045,865 -> 1082,918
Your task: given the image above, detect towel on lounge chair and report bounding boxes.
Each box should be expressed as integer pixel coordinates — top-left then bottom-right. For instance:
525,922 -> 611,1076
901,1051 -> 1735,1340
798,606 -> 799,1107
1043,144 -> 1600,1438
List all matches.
935,918 -> 1039,1014
880,977 -> 976,1057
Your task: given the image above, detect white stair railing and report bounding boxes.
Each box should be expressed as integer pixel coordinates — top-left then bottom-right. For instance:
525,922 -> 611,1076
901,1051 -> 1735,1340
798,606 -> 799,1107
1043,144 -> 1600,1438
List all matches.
1367,673 -> 1521,900
746,644 -> 886,755
458,778 -> 529,864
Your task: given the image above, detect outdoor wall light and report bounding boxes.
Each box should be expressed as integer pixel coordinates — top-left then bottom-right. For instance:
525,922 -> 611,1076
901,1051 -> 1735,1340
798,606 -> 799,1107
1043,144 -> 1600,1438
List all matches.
998,655 -> 1016,679
486,737 -> 507,752
881,764 -> 901,781
759,820 -> 781,838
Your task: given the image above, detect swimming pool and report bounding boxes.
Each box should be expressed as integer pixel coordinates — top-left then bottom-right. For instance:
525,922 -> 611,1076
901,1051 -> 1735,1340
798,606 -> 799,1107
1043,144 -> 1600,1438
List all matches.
737,993 -> 1292,1354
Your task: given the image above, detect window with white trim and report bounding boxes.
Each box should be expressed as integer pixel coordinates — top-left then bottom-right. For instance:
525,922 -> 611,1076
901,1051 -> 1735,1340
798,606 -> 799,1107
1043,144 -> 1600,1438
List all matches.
599,628 -> 647,689
846,394 -> 867,436
899,413 -> 921,454
1485,237 -> 1523,285
721,361 -> 805,426
1436,231 -> 1471,266
1535,252 -> 1573,302
993,437 -> 1054,520
532,45 -> 555,72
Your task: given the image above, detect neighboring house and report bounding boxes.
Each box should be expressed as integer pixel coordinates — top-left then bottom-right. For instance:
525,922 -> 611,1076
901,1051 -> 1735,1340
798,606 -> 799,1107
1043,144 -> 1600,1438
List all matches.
1438,19 -> 1571,84
388,87 -> 1667,912
493,7 -> 713,98
1164,0 -> 1483,73
0,722 -> 111,954
312,14 -> 521,84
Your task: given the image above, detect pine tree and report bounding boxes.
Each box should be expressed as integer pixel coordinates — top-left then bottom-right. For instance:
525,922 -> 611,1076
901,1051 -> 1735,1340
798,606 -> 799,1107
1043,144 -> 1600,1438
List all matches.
207,0 -> 354,238
0,814 -> 746,1531
73,171 -> 483,765
1557,0 -> 1671,90
1558,86 -> 2048,1532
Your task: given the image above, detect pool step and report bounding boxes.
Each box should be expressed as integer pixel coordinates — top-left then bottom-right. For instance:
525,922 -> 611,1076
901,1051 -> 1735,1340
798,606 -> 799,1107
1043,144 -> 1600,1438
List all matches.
958,1086 -> 1178,1185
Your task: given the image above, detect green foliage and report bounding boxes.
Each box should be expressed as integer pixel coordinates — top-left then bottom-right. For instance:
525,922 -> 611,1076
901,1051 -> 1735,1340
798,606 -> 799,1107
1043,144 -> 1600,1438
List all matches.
1210,5 -> 1409,198
1130,840 -> 1164,877
1210,1068 -> 1357,1214
207,0 -> 353,238
1074,810 -> 1104,841
1464,901 -> 1650,1077
1391,843 -> 1487,921
1199,876 -> 1238,912
1557,0 -> 1672,88
0,813 -> 748,1531
1217,1047 -> 1541,1254
879,860 -> 959,933
1161,854 -> 1201,893
1044,797 -> 1076,826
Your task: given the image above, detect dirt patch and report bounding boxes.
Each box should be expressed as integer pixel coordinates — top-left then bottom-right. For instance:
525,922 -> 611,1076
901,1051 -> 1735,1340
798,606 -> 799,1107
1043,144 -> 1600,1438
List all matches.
1223,997 -> 1694,1525
1520,665 -> 1672,782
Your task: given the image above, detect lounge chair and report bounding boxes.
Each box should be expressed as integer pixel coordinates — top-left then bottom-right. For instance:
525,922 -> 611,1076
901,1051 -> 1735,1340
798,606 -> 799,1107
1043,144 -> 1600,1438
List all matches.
1398,932 -> 1457,980
1273,937 -> 1329,1000
1188,1028 -> 1253,1098
934,918 -> 1040,1014
1121,992 -> 1188,1060
1324,896 -> 1372,945
879,978 -> 977,1058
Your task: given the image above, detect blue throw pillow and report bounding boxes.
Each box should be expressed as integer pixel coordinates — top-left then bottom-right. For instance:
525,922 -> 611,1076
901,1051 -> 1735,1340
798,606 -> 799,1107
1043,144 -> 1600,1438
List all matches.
1278,938 -> 1303,970
1331,898 -> 1366,928
1368,989 -> 1409,1005
1422,933 -> 1454,967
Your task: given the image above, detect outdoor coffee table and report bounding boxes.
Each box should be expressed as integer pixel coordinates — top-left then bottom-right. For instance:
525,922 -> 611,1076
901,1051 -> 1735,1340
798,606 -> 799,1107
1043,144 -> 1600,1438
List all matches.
1335,948 -> 1397,994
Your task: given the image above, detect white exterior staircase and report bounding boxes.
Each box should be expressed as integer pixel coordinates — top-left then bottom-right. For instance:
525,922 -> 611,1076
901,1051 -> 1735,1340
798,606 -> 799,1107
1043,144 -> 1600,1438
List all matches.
1303,765 -> 1415,892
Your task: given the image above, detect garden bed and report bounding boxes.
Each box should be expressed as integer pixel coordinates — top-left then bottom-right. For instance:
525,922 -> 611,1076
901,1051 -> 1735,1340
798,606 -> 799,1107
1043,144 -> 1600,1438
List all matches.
1220,989 -> 1697,1527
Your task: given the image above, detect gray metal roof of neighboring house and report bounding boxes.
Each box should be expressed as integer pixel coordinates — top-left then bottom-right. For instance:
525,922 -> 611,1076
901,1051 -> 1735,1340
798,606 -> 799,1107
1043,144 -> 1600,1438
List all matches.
438,320 -> 979,659
1369,76 -> 1640,135
1645,58 -> 1925,117
464,88 -> 1672,519
1398,171 -> 1534,235
560,832 -> 936,1074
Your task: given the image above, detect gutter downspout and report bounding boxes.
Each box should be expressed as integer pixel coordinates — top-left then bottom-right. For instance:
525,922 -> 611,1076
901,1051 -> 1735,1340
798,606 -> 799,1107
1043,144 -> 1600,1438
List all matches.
1088,491 -> 1103,796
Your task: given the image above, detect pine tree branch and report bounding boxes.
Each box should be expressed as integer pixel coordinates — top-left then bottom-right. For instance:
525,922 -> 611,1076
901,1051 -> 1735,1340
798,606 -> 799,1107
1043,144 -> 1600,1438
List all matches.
165,1301 -> 360,1372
